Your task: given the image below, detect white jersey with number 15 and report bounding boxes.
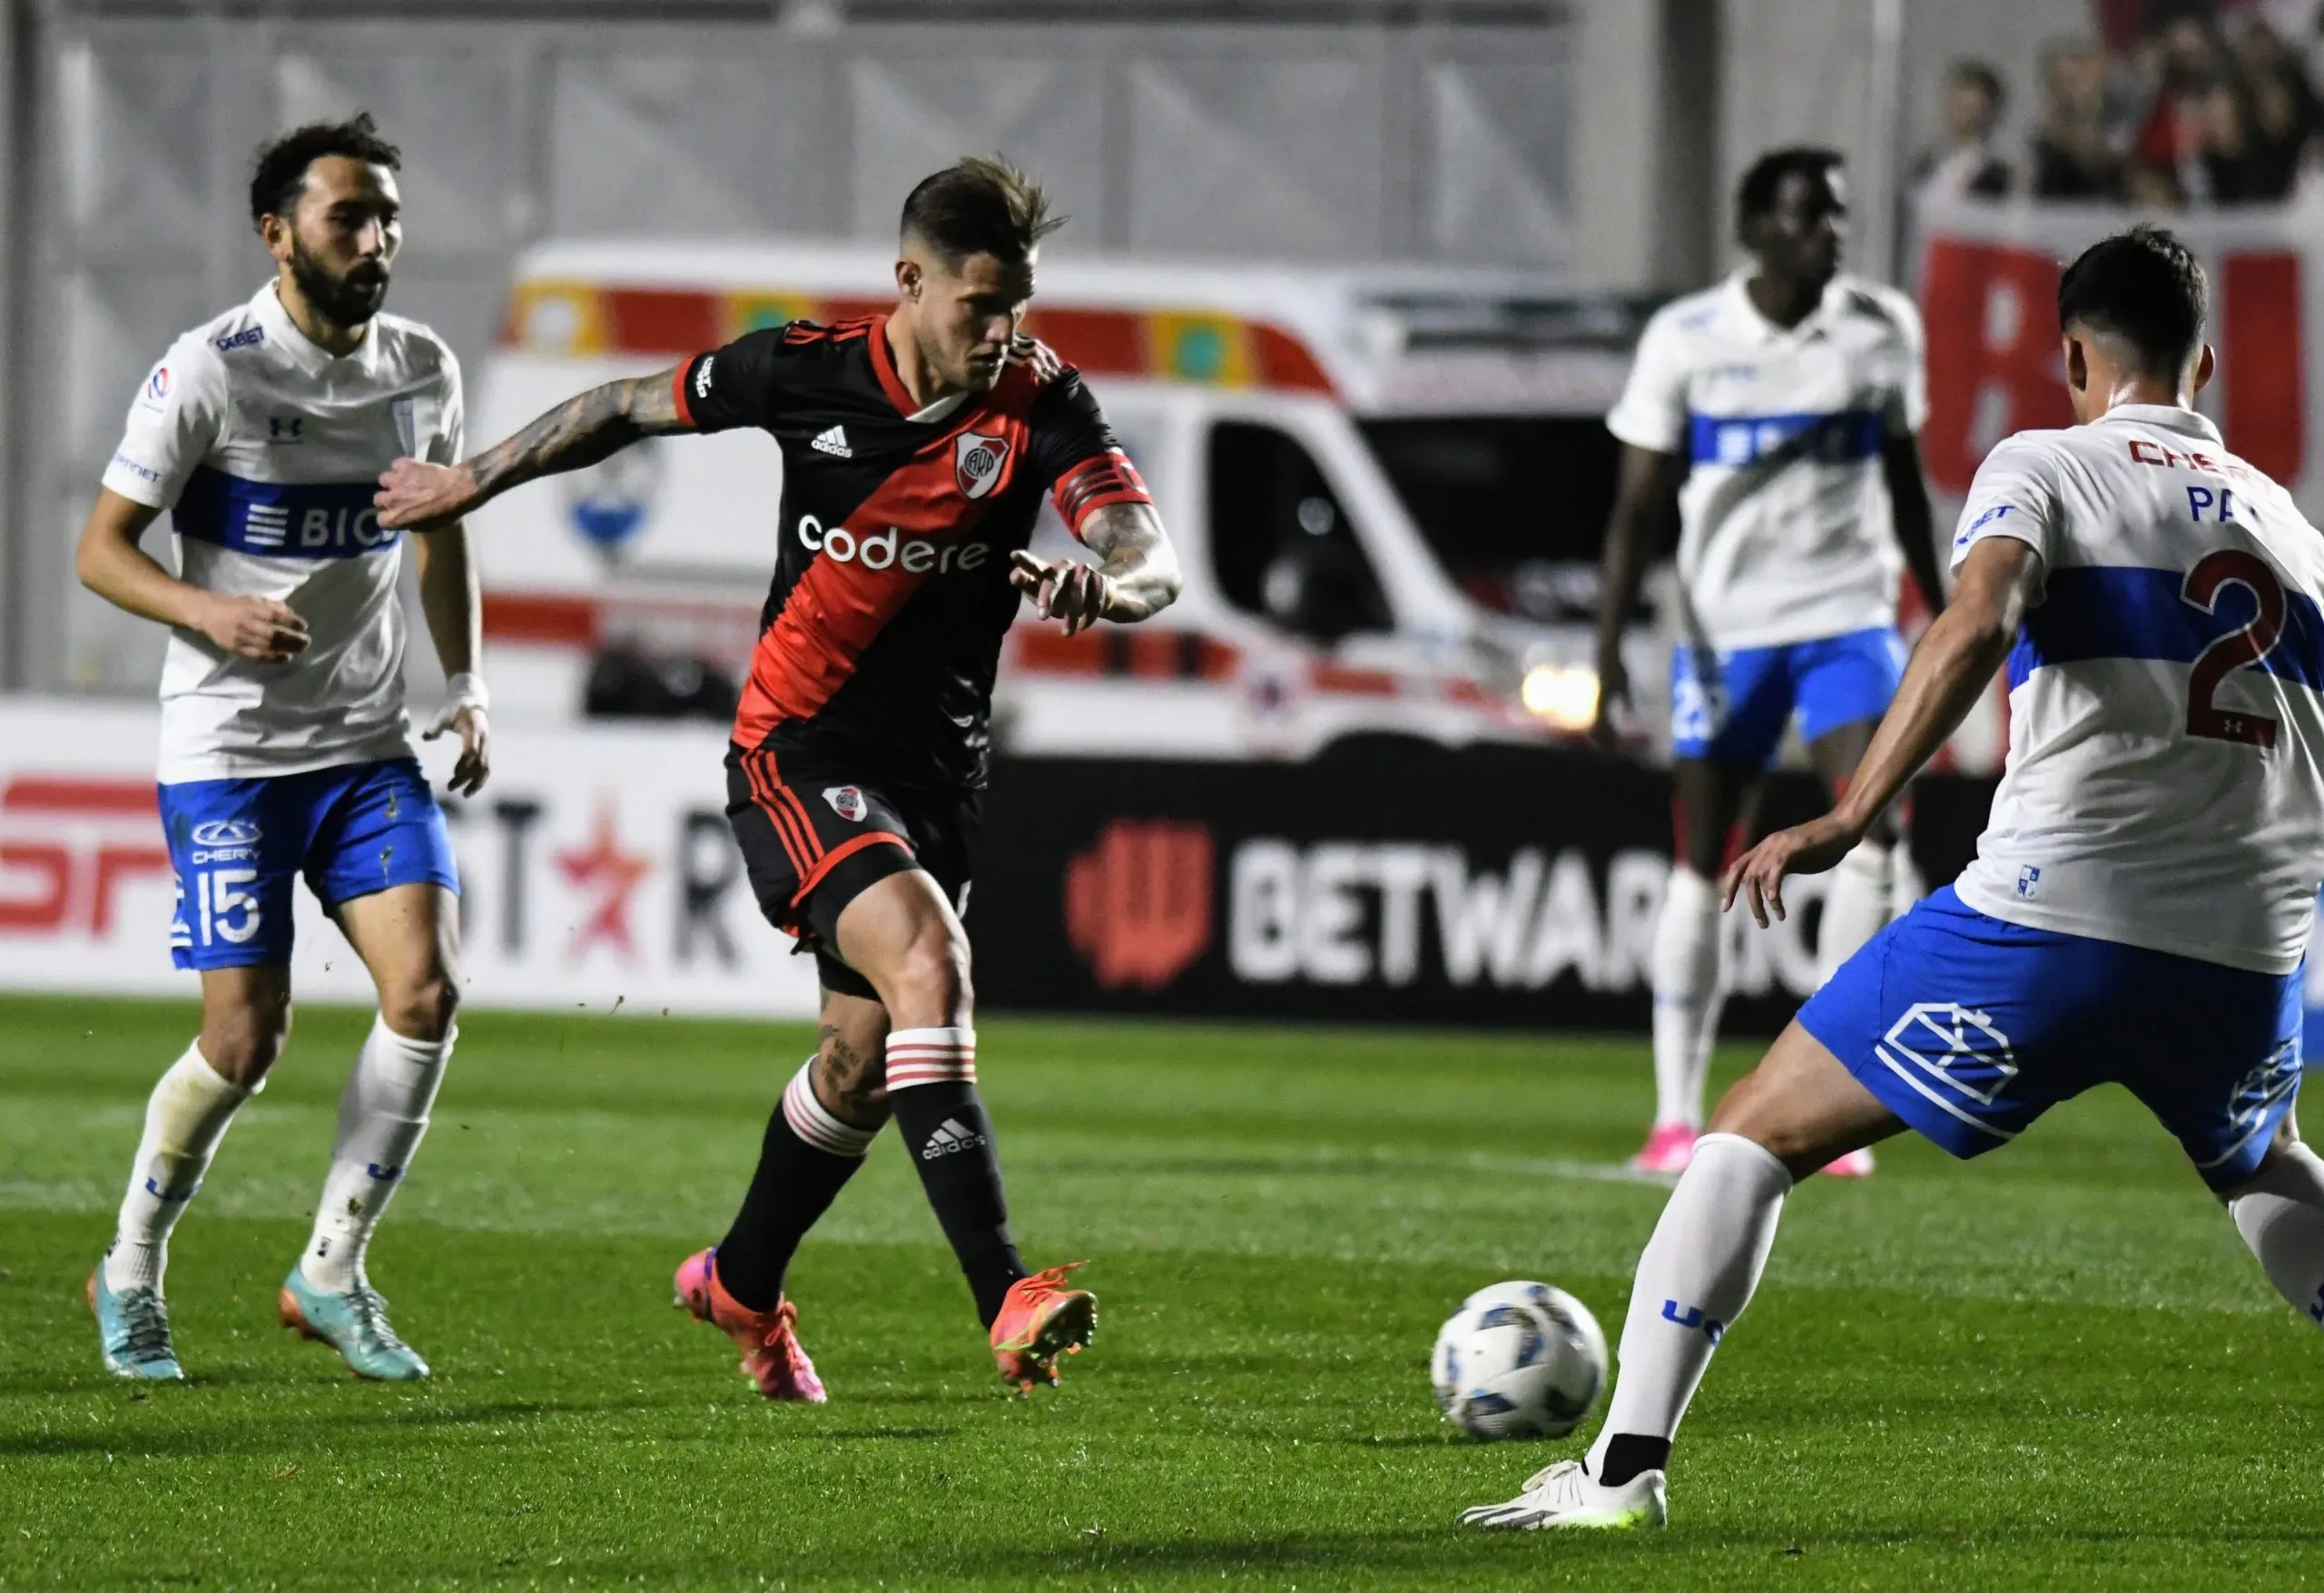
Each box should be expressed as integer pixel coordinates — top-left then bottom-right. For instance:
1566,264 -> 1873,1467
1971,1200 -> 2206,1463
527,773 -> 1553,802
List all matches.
1951,403 -> 2324,975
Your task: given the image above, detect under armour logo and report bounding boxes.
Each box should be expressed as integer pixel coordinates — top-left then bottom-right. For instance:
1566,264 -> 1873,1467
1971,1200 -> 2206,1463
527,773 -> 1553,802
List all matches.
268,415 -> 303,441
1661,1300 -> 1725,1344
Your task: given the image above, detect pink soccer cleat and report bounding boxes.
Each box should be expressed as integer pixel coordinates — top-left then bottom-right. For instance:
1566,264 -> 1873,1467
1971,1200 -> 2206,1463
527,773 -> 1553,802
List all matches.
672,1247 -> 826,1402
1629,1122 -> 1699,1175
1820,1146 -> 1877,1178
990,1262 -> 1098,1393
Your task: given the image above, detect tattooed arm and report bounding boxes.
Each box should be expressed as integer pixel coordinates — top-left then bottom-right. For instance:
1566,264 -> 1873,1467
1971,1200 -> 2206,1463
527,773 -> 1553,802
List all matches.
374,369 -> 689,531
1008,502 -> 1183,636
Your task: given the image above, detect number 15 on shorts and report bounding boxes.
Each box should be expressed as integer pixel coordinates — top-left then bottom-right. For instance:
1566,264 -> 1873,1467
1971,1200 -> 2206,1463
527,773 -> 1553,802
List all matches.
173,866 -> 262,949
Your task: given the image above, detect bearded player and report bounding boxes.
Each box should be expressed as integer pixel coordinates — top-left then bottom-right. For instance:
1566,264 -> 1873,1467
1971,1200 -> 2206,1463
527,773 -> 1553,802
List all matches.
75,114 -> 487,1382
1466,227 -> 2324,1531
377,157 -> 1181,1398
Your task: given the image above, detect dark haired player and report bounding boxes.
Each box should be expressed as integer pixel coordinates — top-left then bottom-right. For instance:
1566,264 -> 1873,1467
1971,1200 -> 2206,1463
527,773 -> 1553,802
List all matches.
1594,146 -> 1945,1177
75,113 -> 486,1382
1466,226 -> 2324,1531
378,157 -> 1181,1398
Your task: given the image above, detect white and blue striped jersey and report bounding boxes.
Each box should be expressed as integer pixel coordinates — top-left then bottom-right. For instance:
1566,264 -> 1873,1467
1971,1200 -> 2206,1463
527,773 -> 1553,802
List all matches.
1607,270 -> 1925,650
1952,405 -> 2324,975
102,281 -> 462,782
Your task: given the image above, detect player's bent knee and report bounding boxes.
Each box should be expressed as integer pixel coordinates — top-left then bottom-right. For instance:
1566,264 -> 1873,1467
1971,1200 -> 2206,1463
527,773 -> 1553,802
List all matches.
201,996 -> 293,1085
884,931 -> 972,1025
381,969 -> 460,1043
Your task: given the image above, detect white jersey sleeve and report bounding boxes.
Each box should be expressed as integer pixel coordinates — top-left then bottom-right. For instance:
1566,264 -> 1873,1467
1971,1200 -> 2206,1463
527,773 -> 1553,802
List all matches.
430,350 -> 465,466
1949,432 -> 2065,572
1605,310 -> 1689,456
102,338 -> 228,508
1878,287 -> 1929,438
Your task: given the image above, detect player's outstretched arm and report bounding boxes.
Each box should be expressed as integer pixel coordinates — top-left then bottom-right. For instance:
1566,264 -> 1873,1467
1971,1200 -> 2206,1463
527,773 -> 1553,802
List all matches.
374,369 -> 690,531
1724,536 -> 2038,926
411,523 -> 490,797
1590,444 -> 1684,748
1009,502 -> 1183,636
75,487 -> 310,661
1882,433 -> 1947,619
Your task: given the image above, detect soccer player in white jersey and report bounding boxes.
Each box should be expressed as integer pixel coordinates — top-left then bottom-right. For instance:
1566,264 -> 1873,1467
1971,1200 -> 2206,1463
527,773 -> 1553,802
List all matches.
73,114 -> 486,1382
1464,226 -> 2324,1531
1593,148 -> 1945,1176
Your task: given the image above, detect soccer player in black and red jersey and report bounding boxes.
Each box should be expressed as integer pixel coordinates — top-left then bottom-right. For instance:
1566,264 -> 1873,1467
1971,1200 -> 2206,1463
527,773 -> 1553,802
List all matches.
375,158 -> 1182,1398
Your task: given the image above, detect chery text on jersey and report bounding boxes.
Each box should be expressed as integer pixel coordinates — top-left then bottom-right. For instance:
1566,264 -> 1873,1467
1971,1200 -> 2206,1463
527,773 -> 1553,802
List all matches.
1950,404 -> 2324,975
102,281 -> 465,782
1608,270 -> 1925,650
672,316 -> 1150,788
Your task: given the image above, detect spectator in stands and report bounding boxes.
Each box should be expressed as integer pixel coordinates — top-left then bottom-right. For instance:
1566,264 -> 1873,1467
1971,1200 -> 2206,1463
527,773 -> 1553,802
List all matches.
2130,15 -> 2224,194
2032,42 -> 2122,198
2231,18 -> 2320,197
2122,153 -> 2190,208
1915,60 -> 2014,202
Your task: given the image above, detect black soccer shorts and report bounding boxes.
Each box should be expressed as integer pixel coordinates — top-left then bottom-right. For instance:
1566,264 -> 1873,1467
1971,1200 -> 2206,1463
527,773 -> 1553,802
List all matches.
724,742 -> 980,1000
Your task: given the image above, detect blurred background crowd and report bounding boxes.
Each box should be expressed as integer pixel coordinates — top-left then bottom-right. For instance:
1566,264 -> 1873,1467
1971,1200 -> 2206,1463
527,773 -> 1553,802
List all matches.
1919,0 -> 2324,207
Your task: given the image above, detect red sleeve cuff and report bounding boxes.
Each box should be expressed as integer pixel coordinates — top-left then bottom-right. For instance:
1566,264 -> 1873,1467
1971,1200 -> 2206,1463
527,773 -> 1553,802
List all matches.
1053,448 -> 1153,539
671,357 -> 701,429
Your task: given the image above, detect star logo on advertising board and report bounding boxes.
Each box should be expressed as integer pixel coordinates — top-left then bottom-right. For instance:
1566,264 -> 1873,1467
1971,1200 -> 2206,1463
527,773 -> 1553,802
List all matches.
554,803 -> 650,957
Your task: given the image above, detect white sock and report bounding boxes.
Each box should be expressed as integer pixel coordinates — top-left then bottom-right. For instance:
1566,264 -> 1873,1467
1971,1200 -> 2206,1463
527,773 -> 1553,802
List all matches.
103,1041 -> 255,1293
1816,841 -> 1895,985
2229,1142 -> 2324,1329
1586,1132 -> 1792,1472
1649,869 -> 1724,1129
1889,845 -> 1926,921
300,1015 -> 452,1293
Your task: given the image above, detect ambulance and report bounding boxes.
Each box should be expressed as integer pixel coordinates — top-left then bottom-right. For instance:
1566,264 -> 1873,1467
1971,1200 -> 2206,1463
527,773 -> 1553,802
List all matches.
468,241 -> 1664,758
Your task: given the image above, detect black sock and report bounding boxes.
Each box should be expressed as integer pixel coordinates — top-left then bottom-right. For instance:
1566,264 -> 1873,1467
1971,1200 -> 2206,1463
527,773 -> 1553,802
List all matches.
714,1088 -> 868,1313
889,1081 -> 1026,1326
1595,1434 -> 1672,1488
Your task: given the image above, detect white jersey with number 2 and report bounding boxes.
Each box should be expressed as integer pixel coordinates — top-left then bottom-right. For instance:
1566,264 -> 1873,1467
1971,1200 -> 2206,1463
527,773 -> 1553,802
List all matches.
1951,403 -> 2324,974
102,280 -> 463,783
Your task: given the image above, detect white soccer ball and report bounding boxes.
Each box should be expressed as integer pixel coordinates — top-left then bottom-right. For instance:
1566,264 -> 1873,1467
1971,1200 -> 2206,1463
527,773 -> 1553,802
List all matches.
1430,1280 -> 1608,1441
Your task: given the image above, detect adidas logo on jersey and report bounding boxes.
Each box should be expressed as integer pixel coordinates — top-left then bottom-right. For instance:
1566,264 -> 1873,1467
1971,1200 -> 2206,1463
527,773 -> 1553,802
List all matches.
812,425 -> 852,458
921,1117 -> 985,1161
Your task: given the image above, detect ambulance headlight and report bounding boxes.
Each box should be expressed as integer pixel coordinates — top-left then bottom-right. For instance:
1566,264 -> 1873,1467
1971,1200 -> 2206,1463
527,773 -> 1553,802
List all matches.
1520,664 -> 1599,732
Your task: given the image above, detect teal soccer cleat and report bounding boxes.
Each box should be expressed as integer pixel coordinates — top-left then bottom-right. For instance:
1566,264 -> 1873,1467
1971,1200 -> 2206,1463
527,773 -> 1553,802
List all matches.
277,1267 -> 431,1382
87,1267 -> 185,1382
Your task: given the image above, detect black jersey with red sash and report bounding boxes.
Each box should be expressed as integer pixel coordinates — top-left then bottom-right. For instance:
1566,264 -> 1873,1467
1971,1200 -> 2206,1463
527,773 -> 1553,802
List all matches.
672,317 -> 1149,788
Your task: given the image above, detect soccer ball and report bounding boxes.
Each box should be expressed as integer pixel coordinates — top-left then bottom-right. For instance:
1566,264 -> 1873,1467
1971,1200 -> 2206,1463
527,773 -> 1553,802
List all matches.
1431,1280 -> 1608,1441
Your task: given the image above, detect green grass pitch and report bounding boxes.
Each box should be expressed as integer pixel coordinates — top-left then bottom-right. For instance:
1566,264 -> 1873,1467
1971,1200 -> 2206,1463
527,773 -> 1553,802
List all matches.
2,993 -> 2319,1589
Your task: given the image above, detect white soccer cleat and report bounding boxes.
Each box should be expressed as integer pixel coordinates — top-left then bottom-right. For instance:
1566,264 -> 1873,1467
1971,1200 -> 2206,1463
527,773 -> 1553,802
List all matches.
1458,1460 -> 1667,1532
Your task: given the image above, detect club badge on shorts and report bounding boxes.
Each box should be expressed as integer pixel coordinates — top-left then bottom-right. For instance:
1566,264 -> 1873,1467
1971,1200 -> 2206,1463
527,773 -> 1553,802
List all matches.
823,785 -> 867,822
954,432 -> 1010,500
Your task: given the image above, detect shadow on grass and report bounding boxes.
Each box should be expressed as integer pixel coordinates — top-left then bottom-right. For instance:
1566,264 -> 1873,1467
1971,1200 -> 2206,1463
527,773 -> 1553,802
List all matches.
0,1397 -> 570,1459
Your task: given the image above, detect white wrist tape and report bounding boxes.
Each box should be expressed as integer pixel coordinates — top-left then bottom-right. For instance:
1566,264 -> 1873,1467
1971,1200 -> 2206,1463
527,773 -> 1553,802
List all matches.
443,673 -> 489,713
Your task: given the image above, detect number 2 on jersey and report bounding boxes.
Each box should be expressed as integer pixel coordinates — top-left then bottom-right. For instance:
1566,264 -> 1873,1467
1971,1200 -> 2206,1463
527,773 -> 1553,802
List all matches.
2181,549 -> 2285,747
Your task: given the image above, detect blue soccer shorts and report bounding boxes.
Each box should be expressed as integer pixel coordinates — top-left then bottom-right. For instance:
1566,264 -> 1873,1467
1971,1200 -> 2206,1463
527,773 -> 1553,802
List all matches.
158,759 -> 459,970
1669,625 -> 1907,766
1798,885 -> 2302,1192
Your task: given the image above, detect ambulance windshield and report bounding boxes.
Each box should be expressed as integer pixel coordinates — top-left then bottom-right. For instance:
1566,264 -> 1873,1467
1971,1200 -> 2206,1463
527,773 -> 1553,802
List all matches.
1357,416 -> 1622,622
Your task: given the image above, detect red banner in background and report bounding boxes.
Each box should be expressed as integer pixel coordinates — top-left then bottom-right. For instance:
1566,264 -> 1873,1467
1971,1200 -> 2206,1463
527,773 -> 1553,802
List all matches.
1915,202 -> 2316,508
